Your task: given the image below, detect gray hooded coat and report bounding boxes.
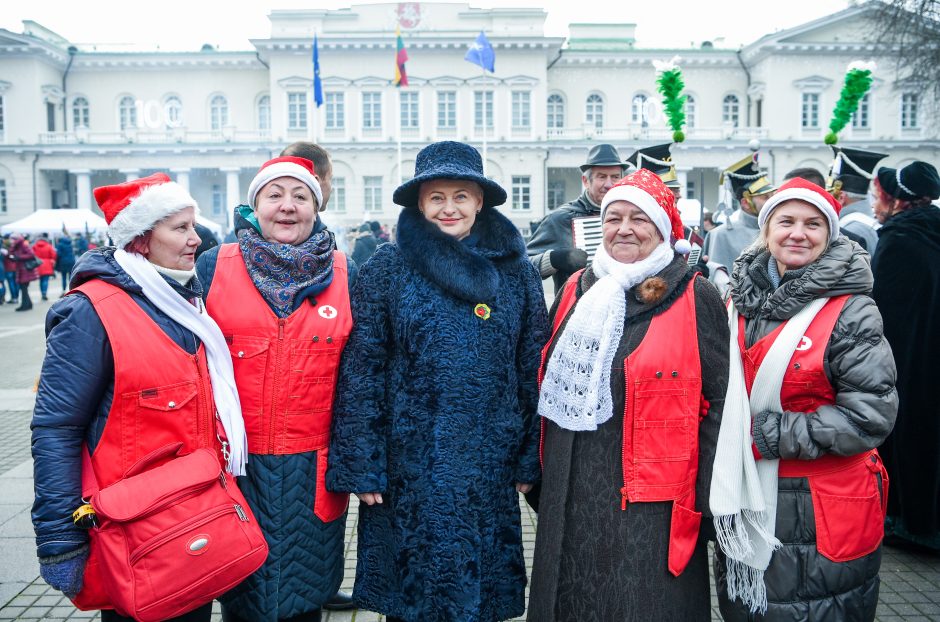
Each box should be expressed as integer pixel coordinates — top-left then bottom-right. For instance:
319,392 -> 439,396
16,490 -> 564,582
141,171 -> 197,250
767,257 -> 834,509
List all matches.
716,236 -> 898,622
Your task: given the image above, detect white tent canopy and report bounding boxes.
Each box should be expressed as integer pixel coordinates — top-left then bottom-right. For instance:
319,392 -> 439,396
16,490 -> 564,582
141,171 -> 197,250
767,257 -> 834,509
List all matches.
0,209 -> 224,242
0,209 -> 108,238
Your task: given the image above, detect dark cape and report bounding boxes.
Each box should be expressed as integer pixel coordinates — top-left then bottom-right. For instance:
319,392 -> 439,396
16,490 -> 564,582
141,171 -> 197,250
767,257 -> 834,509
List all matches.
327,206 -> 550,621
872,205 -> 940,540
527,257 -> 729,622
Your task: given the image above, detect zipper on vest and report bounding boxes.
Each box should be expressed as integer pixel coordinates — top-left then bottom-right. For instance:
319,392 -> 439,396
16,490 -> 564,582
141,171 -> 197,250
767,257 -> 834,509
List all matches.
270,318 -> 287,451
621,366 -> 629,511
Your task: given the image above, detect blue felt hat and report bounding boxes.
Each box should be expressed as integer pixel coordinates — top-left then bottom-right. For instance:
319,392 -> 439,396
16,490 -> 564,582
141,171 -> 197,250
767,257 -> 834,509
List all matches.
393,141 -> 507,209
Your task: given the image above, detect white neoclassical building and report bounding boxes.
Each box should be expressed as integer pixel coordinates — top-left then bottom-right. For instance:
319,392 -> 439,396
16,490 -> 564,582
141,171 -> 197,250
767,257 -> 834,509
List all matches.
0,2 -> 936,236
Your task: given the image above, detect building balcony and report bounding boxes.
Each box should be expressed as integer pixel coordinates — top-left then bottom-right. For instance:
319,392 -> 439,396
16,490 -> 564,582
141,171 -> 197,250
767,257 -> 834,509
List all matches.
546,125 -> 769,142
37,128 -> 273,145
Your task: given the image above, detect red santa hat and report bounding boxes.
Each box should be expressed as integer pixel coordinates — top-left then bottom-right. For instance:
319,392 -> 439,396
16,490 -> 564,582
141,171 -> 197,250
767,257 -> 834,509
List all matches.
94,173 -> 198,250
247,156 -> 322,209
600,168 -> 691,254
758,177 -> 842,243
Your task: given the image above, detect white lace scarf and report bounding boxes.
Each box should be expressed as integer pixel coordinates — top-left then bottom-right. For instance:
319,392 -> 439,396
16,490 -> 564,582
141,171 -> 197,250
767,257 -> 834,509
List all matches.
538,241 -> 675,431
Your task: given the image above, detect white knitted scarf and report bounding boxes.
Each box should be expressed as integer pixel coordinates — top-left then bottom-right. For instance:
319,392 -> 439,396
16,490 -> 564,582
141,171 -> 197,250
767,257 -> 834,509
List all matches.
538,241 -> 674,431
710,297 -> 827,613
113,249 -> 248,476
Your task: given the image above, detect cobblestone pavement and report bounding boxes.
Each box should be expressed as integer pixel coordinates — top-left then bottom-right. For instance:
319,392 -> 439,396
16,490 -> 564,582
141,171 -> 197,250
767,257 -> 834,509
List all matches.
1,286 -> 939,621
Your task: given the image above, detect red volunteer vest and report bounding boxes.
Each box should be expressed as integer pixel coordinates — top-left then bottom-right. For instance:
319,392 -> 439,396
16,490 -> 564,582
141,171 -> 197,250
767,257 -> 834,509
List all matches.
739,295 -> 888,562
540,271 -> 705,576
71,279 -> 220,610
206,244 -> 352,522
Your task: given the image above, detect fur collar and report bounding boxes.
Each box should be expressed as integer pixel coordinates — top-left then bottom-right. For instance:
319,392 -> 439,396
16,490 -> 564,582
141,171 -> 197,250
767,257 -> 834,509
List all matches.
396,205 -> 526,302
580,254 -> 693,322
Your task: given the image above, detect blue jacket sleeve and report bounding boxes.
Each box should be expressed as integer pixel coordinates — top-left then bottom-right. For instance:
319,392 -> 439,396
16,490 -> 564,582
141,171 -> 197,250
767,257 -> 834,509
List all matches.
513,262 -> 550,483
326,246 -> 395,494
31,295 -> 113,558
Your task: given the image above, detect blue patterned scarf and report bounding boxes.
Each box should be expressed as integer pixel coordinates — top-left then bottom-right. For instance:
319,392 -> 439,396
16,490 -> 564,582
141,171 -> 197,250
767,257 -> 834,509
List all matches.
237,225 -> 334,318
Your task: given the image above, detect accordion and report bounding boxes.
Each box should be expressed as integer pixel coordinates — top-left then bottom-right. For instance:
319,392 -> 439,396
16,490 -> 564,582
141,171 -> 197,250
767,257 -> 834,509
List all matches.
570,215 -> 603,260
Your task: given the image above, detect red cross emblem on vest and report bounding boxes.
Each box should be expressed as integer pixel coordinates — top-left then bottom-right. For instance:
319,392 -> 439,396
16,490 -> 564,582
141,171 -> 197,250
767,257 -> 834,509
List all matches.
318,305 -> 338,319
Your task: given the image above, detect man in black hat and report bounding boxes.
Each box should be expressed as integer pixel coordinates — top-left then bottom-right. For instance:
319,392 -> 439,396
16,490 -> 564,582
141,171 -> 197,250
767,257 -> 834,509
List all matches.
703,152 -> 775,272
625,143 -> 681,200
527,144 -> 627,291
826,146 -> 887,253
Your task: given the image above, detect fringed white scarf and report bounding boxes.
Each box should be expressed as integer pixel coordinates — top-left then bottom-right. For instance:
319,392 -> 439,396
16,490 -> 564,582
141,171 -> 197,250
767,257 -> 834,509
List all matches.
709,297 -> 827,613
114,249 -> 248,476
538,241 -> 674,431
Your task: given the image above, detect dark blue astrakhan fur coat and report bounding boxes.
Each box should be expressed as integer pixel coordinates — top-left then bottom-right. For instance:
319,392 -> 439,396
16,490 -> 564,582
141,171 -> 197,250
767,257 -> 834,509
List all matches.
326,204 -> 549,622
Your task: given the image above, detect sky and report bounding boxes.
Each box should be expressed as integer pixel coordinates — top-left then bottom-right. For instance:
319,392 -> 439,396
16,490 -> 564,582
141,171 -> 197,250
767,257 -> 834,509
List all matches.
0,0 -> 854,52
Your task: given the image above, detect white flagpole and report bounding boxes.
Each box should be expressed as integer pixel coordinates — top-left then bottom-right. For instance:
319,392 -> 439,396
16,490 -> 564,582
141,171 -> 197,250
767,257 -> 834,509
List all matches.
397,87 -> 403,189
482,65 -> 488,176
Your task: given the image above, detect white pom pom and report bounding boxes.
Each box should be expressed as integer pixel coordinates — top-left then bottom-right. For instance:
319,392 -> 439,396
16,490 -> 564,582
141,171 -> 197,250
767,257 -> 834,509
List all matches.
674,238 -> 692,255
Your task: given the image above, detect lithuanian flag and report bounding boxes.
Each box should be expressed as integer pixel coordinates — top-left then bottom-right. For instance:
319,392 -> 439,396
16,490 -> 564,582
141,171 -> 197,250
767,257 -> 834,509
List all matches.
394,26 -> 409,87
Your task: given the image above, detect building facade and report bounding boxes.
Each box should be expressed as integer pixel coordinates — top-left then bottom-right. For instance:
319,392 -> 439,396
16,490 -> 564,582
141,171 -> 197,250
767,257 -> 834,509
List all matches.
0,2 -> 936,236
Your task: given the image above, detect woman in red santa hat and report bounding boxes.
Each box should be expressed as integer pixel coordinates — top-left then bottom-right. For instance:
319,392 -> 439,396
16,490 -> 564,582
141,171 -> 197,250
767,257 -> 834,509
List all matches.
196,156 -> 352,622
711,177 -> 898,621
528,168 -> 730,621
31,173 -> 248,621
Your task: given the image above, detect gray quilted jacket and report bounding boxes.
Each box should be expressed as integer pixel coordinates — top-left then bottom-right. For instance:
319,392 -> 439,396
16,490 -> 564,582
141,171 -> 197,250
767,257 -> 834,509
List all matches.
716,235 -> 898,621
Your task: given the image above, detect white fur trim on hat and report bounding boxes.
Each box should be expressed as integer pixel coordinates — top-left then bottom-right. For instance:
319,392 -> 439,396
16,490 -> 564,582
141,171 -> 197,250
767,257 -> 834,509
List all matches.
108,182 -> 198,249
247,162 -> 323,209
758,187 -> 840,243
600,184 -> 672,243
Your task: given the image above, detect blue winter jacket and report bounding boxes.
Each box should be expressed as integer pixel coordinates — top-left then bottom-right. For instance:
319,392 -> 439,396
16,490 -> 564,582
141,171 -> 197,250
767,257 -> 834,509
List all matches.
30,248 -> 203,559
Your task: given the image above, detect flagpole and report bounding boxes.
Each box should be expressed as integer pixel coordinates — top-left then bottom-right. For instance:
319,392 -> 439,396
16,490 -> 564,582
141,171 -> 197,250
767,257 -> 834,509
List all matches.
397,87 -> 403,191
482,65 -> 487,176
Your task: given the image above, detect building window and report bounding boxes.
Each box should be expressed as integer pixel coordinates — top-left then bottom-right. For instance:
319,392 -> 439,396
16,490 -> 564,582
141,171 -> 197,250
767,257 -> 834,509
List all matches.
901,93 -> 919,129
119,96 -> 137,130
47,102 -> 55,132
512,91 -> 531,129
437,91 -> 456,128
72,97 -> 90,129
547,94 -> 565,129
0,96 -> 4,139
586,94 -> 604,129
512,176 -> 531,211
257,95 -> 271,131
722,94 -> 740,127
400,91 -> 419,129
801,93 -> 820,129
632,94 -> 650,126
363,92 -> 382,129
0,179 -> 6,213
850,93 -> 869,129
212,184 -> 224,215
288,92 -> 307,129
164,96 -> 183,128
474,91 -> 494,129
210,95 -> 228,131
685,95 -> 696,129
548,180 -> 566,210
364,176 -> 383,212
332,176 -> 346,213
325,92 -> 344,129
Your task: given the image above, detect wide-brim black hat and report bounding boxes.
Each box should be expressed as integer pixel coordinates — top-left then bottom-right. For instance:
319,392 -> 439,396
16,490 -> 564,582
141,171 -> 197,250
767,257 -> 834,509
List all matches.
393,141 -> 507,209
828,146 -> 888,195
579,143 -> 627,172
877,161 -> 940,201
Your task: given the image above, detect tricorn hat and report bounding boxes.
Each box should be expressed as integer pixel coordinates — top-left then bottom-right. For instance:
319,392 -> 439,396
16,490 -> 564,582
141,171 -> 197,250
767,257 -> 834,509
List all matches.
827,146 -> 888,195
579,143 -> 628,172
720,153 -> 774,198
393,141 -> 507,209
625,143 -> 679,189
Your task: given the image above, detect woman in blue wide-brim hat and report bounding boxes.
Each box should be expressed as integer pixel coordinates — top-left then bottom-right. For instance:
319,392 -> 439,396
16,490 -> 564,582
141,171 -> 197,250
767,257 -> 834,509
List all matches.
326,141 -> 549,622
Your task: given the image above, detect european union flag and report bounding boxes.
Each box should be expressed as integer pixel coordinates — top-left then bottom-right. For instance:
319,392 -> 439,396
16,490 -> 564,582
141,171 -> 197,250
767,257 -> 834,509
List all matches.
313,34 -> 323,108
465,31 -> 495,73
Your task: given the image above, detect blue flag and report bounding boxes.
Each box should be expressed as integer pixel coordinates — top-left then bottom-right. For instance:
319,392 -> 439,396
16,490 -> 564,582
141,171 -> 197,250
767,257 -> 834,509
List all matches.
313,34 -> 323,108
465,31 -> 495,73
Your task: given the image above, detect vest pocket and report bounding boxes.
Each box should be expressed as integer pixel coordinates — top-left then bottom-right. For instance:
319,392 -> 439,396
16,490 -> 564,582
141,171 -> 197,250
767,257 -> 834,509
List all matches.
632,384 -> 694,462
809,456 -> 886,563
226,336 -> 270,419
285,340 -> 343,417
135,382 -> 199,460
314,447 -> 349,522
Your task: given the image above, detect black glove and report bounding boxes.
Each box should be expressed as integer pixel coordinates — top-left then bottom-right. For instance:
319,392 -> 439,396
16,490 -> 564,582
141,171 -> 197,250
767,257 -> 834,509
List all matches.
549,249 -> 588,273
693,255 -> 710,279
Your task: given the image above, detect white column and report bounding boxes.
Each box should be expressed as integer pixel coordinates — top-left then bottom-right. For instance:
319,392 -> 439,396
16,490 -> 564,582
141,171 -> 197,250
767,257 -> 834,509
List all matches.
171,168 -> 191,192
220,167 -> 242,233
71,169 -> 93,211
120,169 -> 140,182
677,169 -> 689,200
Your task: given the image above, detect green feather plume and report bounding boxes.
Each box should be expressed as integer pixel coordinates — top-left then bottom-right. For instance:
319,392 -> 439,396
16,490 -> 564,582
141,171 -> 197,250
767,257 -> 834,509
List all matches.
825,62 -> 875,145
655,58 -> 686,143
